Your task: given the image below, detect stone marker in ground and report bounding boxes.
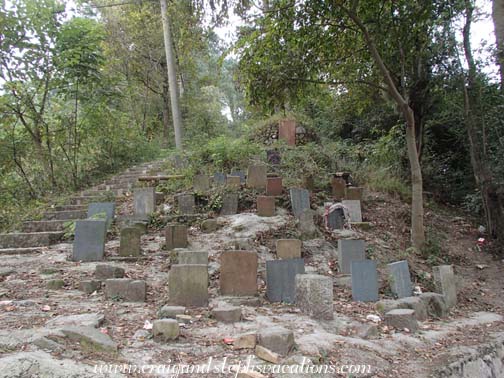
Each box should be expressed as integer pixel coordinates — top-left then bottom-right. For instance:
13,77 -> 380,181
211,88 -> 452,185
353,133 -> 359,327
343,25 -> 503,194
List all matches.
234,333 -> 257,350
134,188 -> 156,219
226,175 -> 241,189
290,188 -> 310,217
387,260 -> 413,299
266,177 -> 283,196
119,227 -> 142,257
220,251 -> 258,296
257,326 -> 295,356
176,193 -> 196,214
87,202 -> 115,228
255,345 -> 280,364
298,209 -> 318,238
257,196 -> 275,217
153,319 -> 179,341
331,176 -> 346,198
79,280 -> 101,294
105,279 -> 146,302
72,220 -> 107,262
266,258 -> 305,303
95,264 -> 125,279
213,172 -> 227,185
419,292 -> 448,318
342,199 -> 362,222
61,326 -> 118,353
231,170 -> 246,183
351,260 -> 379,302
211,304 -> 242,323
45,313 -> 105,328
158,305 -> 186,319
46,279 -> 64,290
276,239 -> 302,259
165,223 -> 188,250
201,219 -> 218,233
246,164 -> 267,189
338,239 -> 366,274
266,149 -> 281,165
169,264 -> 208,307
345,186 -> 363,201
176,251 -> 208,265
193,174 -> 210,192
376,296 -> 427,321
433,265 -> 457,308
295,274 -> 334,320
278,119 -> 296,146
220,193 -> 239,215
327,206 -> 345,230
384,309 -> 418,332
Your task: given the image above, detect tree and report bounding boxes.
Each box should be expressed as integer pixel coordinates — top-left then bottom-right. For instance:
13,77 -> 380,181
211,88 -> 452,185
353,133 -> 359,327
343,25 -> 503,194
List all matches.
493,0 -> 504,88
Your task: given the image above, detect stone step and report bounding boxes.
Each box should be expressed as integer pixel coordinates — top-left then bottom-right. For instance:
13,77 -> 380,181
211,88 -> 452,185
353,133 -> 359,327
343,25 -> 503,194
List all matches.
44,210 -> 87,220
0,247 -> 42,255
95,183 -> 133,191
81,189 -> 125,197
0,232 -> 64,248
23,220 -> 70,232
53,204 -> 87,212
69,196 -> 107,205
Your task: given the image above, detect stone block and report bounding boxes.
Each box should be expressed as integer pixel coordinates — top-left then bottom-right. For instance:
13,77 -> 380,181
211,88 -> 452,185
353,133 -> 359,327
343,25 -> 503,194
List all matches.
342,200 -> 362,222
213,172 -> 227,185
177,251 -> 208,265
298,209 -> 318,238
234,333 -> 256,349
176,194 -> 195,215
193,174 -> 210,192
158,305 -> 186,319
327,206 -> 345,230
257,196 -> 275,217
230,170 -> 246,183
387,260 -> 413,299
345,187 -> 363,201
433,265 -> 457,308
338,239 -> 366,274
384,309 -> 418,332
276,239 -> 302,259
419,292 -> 449,318
95,264 -> 125,280
201,219 -> 218,233
72,220 -> 107,262
257,326 -> 294,356
266,177 -> 283,196
87,202 -> 115,228
278,119 -> 296,146
211,304 -> 242,323
134,188 -> 156,219
351,260 -> 379,302
46,279 -> 64,290
153,319 -> 179,341
119,227 -> 142,257
79,280 -> 101,294
331,177 -> 346,198
165,224 -> 188,250
295,274 -> 334,320
221,193 -> 239,215
226,175 -> 241,189
255,345 -> 280,364
168,264 -> 208,307
220,251 -> 258,296
290,188 -> 310,218
105,279 -> 146,302
266,258 -> 305,303
246,165 -> 267,189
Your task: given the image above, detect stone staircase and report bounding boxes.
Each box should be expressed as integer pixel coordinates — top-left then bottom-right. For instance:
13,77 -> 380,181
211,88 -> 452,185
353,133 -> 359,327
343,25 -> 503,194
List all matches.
0,160 -> 166,256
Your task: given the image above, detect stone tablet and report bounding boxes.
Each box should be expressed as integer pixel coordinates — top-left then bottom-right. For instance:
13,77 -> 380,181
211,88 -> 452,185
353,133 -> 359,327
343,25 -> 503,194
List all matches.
220,251 -> 258,296
176,194 -> 195,214
388,260 -> 413,299
327,207 -> 345,230
338,239 -> 365,274
295,274 -> 334,320
276,239 -> 302,259
351,260 -> 379,302
226,176 -> 241,189
165,224 -> 188,250
257,196 -> 275,217
193,174 -> 210,192
246,164 -> 267,189
342,200 -> 362,222
346,187 -> 363,201
220,193 -> 239,216
105,279 -> 146,302
267,259 -> 305,303
177,251 -> 208,265
331,177 -> 346,198
278,119 -> 296,146
87,202 -> 115,229
266,177 -> 283,196
290,188 -> 310,218
134,188 -> 156,219
213,172 -> 227,186
433,265 -> 457,308
119,227 -> 142,256
298,209 -> 317,238
169,264 -> 208,307
230,170 -> 246,183
72,220 -> 107,262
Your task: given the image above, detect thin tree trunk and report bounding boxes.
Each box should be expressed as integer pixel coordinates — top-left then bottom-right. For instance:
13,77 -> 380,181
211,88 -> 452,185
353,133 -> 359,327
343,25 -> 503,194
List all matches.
162,81 -> 171,146
493,0 -> 504,89
160,0 -> 183,149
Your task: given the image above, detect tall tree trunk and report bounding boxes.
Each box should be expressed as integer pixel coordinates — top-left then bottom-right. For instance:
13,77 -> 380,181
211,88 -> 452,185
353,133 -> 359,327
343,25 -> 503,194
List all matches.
493,0 -> 504,89
162,80 -> 171,146
160,0 -> 183,149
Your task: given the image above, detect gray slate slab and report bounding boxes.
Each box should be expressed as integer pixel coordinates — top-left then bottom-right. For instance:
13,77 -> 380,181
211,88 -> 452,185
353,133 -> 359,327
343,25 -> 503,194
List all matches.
72,220 -> 107,262
351,260 -> 379,302
388,260 -> 413,299
266,258 -> 305,303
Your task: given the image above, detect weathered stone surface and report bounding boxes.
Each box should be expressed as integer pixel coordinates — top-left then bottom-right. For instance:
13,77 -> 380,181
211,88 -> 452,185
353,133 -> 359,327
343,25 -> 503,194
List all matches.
334,275 -> 352,288
338,239 -> 366,274
342,199 -> 362,223
257,326 -> 295,356
79,280 -> 102,294
331,177 -> 346,198
231,170 -> 246,183
211,304 -> 242,323
257,196 -> 275,217
221,193 -> 239,215
295,274 -> 334,320
193,174 -> 210,192
278,119 -> 296,146
388,260 -> 413,299
46,313 -> 104,328
419,292 -> 448,318
119,227 -> 142,257
158,305 -> 186,319
255,345 -> 281,363
165,223 -> 188,250
177,251 -> 208,265
351,260 -> 379,302
152,319 -> 179,341
213,172 -> 226,186
0,232 -> 62,249
134,187 -> 156,219
176,194 -> 196,214
87,202 -> 115,228
201,219 -> 218,233
266,258 -> 305,303
46,279 -> 64,290
276,239 -> 302,259
290,188 -> 310,217
384,309 -> 418,332
433,265 -> 457,308
95,264 -> 125,280
234,333 -> 257,349
327,206 -> 345,230
104,279 -> 146,302
246,164 -> 267,189
226,175 -> 241,189
345,187 -> 363,201
298,209 -> 318,238
355,323 -> 379,339
72,220 -> 107,262
176,314 -> 192,324
220,251 -> 258,296
61,326 -> 118,353
169,264 -> 208,307
376,296 -> 427,321
266,177 -> 283,196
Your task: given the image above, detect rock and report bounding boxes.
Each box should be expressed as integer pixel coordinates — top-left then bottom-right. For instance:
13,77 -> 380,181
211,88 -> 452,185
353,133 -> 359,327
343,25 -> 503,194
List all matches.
419,292 -> 448,318
45,313 -> 105,328
433,265 -> 457,308
79,280 -> 102,294
46,279 -> 65,290
257,326 -> 294,356
105,279 -> 146,302
152,319 -> 180,341
223,296 -> 262,307
229,238 -> 254,250
234,333 -> 257,349
0,268 -> 15,277
32,337 -> 63,352
175,314 -> 192,324
295,274 -> 334,320
298,209 -> 318,239
384,309 -> 418,332
158,305 -> 186,319
355,323 -> 379,339
334,275 -> 352,288
212,305 -> 242,323
95,264 -> 125,280
39,267 -> 59,275
61,326 -> 118,353
201,219 -> 218,233
376,296 -> 427,321
255,345 -> 281,363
